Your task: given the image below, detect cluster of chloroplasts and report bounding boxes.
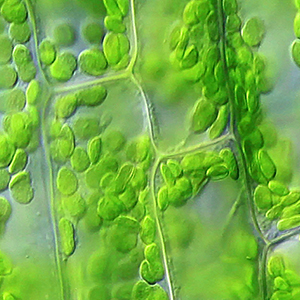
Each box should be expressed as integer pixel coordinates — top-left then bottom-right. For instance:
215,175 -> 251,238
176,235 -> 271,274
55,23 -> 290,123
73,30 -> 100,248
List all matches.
292,0 -> 300,67
257,0 -> 300,233
267,254 -> 300,299
0,0 -> 42,212
254,179 -> 300,231
48,82 -> 169,299
0,0 -> 36,89
168,0 -> 230,139
38,0 -> 131,83
0,82 -> 41,209
0,1 -> 41,299
157,147 -> 239,211
196,0 -> 300,233
167,0 -> 271,142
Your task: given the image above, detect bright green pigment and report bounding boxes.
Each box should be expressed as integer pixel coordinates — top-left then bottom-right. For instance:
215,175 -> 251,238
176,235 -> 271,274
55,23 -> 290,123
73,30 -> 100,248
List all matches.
12,44 -> 36,82
56,167 -> 78,196
78,48 -> 107,76
49,52 -> 77,82
103,32 -> 130,68
1,0 -> 27,24
76,85 -> 107,107
26,79 -> 41,105
8,148 -> 27,173
70,147 -> 90,172
59,217 -> 75,256
39,39 -> 56,66
0,196 -> 11,222
55,93 -> 78,119
9,171 -> 34,204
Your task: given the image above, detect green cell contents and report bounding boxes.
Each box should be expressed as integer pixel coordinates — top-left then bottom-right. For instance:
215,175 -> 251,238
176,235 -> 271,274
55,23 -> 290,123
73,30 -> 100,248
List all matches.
1,0 -> 27,24
85,154 -> 118,189
55,93 -> 78,119
104,15 -> 126,33
130,166 -> 148,191
103,32 -> 130,68
126,135 -> 152,163
38,39 -> 56,66
157,186 -> 169,211
0,88 -> 26,113
0,34 -> 12,64
70,147 -> 90,173
209,105 -> 229,139
9,170 -> 34,204
258,149 -> 276,180
0,133 -> 15,167
140,215 -> 156,245
160,163 -> 175,187
277,215 -> 300,231
131,281 -> 169,300
183,0 -> 209,26
292,39 -> 300,67
268,180 -> 289,197
219,148 -> 239,180
113,162 -> 134,193
103,0 -> 129,18
0,196 -> 11,223
281,191 -> 300,207
97,193 -> 125,220
223,0 -> 238,16
3,293 -> 16,300
241,17 -> 265,47
5,111 -> 33,148
268,255 -> 285,278
206,163 -> 229,180
12,44 -> 36,82
76,85 -> 107,107
0,169 -> 10,191
49,52 -> 77,82
166,159 -> 182,178
0,250 -> 12,275
24,105 -> 39,129
254,185 -> 272,211
56,167 -> 78,196
140,243 -> 164,284
50,123 -> 75,163
87,136 -> 102,164
8,148 -> 27,173
0,65 -> 17,88
59,218 -> 75,256
191,98 -> 217,133
73,117 -> 100,140
9,21 -> 31,43
110,215 -> 139,253
26,79 -> 41,105
0,1 -> 296,299
102,130 -> 126,152
78,48 -> 108,76
62,192 -> 86,219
